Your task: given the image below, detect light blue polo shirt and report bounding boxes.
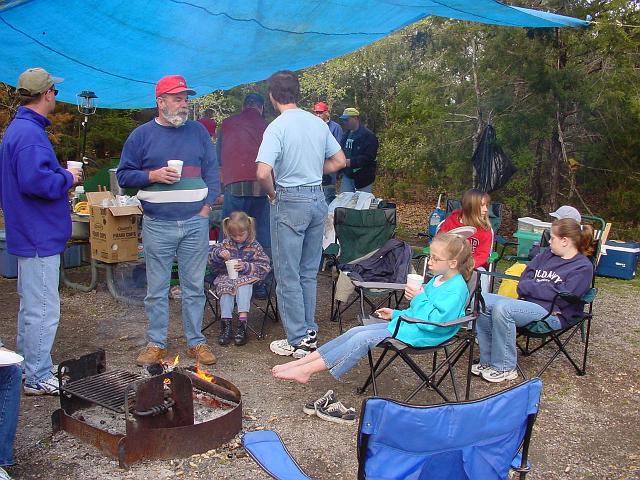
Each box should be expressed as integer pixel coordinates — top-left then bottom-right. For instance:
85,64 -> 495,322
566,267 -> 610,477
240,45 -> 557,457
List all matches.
256,108 -> 341,188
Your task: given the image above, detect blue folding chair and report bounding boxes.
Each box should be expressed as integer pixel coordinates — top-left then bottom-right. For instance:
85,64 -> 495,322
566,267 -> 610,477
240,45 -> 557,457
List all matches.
243,378 -> 543,480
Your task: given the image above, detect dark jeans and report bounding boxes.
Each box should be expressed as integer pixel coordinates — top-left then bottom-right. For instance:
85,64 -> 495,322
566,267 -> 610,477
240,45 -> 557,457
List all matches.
0,364 -> 21,465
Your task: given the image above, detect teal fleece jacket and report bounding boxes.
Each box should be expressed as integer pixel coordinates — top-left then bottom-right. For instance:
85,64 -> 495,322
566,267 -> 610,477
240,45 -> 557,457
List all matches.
387,274 -> 469,347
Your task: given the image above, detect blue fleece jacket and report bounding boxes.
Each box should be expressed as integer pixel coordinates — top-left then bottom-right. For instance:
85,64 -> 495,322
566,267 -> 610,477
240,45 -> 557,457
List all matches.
0,107 -> 73,256
117,119 -> 220,221
517,248 -> 593,327
387,274 -> 469,347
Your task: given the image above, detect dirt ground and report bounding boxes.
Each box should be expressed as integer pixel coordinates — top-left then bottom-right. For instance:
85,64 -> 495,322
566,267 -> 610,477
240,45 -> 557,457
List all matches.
1,264 -> 639,479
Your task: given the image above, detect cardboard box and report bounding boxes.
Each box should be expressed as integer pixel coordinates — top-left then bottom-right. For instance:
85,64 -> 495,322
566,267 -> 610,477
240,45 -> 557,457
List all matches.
86,192 -> 142,263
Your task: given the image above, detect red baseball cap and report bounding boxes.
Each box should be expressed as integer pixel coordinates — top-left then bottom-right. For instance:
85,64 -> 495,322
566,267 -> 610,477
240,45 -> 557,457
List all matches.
155,75 -> 196,97
314,102 -> 329,112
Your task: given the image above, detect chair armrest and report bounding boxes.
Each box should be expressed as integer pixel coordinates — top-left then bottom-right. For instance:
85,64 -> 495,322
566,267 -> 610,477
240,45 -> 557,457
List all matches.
487,252 -> 500,264
359,314 -> 389,326
505,255 -> 530,263
477,269 -> 521,282
396,314 -> 475,329
351,280 -> 407,290
322,243 -> 339,257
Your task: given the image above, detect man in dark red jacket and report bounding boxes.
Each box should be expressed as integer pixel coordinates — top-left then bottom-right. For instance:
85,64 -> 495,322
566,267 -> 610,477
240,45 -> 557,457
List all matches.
217,94 -> 270,296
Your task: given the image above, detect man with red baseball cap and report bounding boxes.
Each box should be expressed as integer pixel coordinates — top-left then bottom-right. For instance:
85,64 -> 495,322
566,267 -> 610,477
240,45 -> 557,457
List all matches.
313,102 -> 342,204
117,75 -> 221,366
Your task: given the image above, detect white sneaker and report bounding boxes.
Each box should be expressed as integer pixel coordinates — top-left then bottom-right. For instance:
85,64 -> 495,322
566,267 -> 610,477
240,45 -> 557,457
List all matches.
23,376 -> 59,396
481,367 -> 519,383
0,466 -> 12,480
470,363 -> 492,376
270,330 -> 318,358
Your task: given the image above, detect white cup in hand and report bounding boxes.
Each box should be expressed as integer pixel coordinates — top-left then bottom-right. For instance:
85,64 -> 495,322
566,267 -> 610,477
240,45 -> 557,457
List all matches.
167,160 -> 183,178
406,273 -> 424,289
225,259 -> 239,280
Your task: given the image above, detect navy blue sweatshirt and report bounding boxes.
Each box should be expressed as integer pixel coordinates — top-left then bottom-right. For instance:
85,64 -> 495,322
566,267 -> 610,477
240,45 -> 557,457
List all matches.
117,120 -> 220,221
0,107 -> 73,256
517,249 -> 593,327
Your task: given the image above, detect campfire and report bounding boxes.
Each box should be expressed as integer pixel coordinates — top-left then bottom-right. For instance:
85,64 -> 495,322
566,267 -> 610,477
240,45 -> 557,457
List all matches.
52,350 -> 243,468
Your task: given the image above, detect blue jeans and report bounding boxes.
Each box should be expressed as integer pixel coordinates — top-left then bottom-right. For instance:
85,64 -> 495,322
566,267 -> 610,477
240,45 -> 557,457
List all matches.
0,365 -> 21,466
270,186 -> 327,345
220,284 -> 253,318
340,175 -> 372,194
143,214 -> 209,349
222,192 -> 271,257
318,323 -> 390,379
477,293 -> 561,371
16,254 -> 60,384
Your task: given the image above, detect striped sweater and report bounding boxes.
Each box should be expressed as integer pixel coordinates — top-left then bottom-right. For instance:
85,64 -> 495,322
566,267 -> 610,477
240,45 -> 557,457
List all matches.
117,119 -> 220,220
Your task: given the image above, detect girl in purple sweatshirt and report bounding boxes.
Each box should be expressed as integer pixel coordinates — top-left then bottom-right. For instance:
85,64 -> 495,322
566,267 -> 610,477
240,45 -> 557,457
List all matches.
475,218 -> 594,382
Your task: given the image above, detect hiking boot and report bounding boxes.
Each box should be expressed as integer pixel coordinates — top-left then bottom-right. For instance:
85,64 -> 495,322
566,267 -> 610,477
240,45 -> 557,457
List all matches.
218,318 -> 233,346
481,367 -> 519,383
234,321 -> 248,346
471,363 -> 492,377
186,343 -> 217,365
136,345 -> 167,366
303,390 -> 337,416
317,400 -> 357,425
24,376 -> 59,396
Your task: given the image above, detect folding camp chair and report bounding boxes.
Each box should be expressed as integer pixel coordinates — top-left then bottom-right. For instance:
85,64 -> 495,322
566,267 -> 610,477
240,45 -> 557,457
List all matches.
203,271 -> 279,340
355,270 -> 481,403
323,205 -> 397,329
243,378 -> 543,480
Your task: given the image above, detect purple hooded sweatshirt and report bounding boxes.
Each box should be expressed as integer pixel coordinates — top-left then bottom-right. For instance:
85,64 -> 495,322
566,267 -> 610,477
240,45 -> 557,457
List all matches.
517,248 -> 593,328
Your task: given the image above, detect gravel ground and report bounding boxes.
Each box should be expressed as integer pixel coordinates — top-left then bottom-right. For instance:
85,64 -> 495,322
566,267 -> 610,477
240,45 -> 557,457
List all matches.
0,268 -> 638,479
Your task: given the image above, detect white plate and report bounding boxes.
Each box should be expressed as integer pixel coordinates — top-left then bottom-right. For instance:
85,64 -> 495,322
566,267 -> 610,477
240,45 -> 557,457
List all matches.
0,350 -> 23,366
75,213 -> 90,217
448,226 -> 477,239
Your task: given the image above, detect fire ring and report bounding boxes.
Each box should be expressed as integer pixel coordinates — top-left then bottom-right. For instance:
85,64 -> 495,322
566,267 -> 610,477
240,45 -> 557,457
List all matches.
51,350 -> 243,468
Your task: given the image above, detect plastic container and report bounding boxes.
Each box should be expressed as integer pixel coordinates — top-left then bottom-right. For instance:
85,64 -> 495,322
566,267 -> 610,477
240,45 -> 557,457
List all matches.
596,240 -> 640,280
0,230 -> 18,278
514,230 -> 543,257
531,219 -> 552,234
62,244 -> 83,268
517,217 -> 538,232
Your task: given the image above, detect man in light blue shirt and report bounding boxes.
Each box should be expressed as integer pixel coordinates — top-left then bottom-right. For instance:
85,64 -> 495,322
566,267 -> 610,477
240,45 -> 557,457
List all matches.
256,70 -> 346,358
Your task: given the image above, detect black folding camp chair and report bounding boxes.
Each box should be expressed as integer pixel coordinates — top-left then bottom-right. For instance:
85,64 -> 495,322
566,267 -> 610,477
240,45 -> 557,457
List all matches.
203,271 -> 278,340
355,270 -> 482,403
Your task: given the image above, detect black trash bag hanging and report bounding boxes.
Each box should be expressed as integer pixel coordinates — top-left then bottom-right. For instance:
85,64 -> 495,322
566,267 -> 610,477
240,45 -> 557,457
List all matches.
472,125 -> 516,193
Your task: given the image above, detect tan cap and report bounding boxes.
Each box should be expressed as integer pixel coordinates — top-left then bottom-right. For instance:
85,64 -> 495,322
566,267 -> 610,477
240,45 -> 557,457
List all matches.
17,67 -> 63,96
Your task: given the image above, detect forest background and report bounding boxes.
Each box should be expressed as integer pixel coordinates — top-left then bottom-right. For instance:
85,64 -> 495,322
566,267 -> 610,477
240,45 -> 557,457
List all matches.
1,0 -> 638,238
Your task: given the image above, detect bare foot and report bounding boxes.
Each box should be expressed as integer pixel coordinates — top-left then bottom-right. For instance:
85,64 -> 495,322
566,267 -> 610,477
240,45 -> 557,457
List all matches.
272,366 -> 312,384
272,362 -> 296,375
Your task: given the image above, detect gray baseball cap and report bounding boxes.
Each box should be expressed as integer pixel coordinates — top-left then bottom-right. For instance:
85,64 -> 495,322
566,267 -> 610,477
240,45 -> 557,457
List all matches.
549,205 -> 581,223
17,67 -> 63,96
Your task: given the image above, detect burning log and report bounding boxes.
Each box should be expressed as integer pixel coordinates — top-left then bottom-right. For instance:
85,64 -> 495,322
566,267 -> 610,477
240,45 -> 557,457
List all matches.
177,367 -> 241,404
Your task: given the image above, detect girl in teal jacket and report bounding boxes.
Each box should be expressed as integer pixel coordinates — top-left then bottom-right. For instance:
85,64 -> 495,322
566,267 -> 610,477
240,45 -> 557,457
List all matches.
273,232 -> 473,383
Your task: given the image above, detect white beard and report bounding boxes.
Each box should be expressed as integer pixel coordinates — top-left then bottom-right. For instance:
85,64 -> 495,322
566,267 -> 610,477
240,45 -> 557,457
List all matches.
161,106 -> 188,127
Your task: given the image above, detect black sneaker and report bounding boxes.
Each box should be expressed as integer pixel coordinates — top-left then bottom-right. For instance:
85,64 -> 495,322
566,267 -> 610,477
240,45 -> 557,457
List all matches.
317,400 -> 357,425
302,390 -> 337,416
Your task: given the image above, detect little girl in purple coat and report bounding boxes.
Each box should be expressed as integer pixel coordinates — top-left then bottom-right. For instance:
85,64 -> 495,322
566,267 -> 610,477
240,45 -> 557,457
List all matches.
208,212 -> 270,346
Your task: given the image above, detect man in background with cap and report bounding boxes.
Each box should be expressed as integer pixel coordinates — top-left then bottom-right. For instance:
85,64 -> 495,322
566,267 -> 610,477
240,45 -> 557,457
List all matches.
0,67 -> 82,395
313,102 -> 342,205
216,92 -> 269,344
338,107 -> 379,193
117,75 -> 220,366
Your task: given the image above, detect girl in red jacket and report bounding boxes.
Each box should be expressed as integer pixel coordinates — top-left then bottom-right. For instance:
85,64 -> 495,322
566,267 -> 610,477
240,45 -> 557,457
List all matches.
439,189 -> 493,290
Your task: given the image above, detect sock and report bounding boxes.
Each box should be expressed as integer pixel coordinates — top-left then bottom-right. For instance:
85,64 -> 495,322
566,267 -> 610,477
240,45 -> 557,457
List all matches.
239,314 -> 248,323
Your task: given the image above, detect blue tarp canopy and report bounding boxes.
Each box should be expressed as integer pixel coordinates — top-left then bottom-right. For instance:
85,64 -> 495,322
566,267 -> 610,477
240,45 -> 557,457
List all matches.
0,0 -> 588,108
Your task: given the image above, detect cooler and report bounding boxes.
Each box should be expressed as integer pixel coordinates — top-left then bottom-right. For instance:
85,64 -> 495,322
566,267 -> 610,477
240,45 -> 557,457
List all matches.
514,230 -> 542,258
596,240 -> 640,280
0,229 -> 18,278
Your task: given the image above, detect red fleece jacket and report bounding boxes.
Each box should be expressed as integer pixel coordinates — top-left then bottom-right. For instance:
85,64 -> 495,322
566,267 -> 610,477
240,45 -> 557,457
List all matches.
439,208 -> 493,269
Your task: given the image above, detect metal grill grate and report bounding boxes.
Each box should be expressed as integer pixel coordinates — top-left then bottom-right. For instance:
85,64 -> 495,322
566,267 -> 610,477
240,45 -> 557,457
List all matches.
61,370 -> 139,413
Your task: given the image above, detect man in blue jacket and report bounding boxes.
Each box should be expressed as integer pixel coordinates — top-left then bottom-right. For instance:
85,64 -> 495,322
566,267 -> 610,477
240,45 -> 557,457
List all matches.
0,67 -> 82,395
117,75 -> 221,367
338,108 -> 379,193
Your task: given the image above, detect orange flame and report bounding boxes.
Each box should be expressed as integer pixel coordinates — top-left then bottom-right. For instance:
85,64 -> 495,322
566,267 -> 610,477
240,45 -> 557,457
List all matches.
194,363 -> 215,383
